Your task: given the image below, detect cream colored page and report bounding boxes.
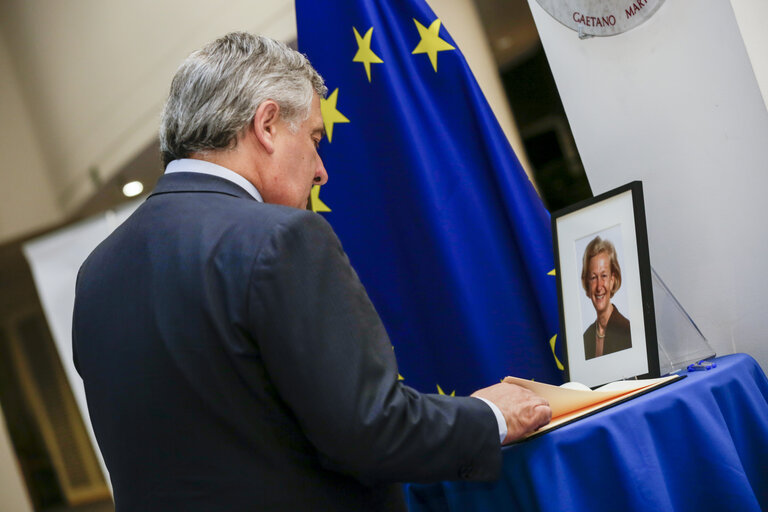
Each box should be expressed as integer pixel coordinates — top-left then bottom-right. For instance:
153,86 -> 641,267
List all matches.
503,376 -> 671,417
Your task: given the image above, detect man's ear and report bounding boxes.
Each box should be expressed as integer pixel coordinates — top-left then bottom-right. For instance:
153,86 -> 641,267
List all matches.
252,100 -> 280,154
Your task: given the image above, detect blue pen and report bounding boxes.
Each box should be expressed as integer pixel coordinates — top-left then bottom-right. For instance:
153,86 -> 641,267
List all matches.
687,360 -> 716,371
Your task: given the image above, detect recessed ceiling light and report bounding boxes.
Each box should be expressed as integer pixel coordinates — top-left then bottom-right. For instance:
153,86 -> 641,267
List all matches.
122,180 -> 144,197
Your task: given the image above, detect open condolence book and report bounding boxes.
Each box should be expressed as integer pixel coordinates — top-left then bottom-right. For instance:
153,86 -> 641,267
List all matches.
505,373 -> 683,441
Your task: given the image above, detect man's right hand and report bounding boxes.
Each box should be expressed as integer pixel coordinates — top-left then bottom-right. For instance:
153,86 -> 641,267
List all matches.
471,382 -> 551,444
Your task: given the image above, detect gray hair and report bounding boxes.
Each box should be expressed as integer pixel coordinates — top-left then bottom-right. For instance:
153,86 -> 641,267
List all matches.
159,32 -> 327,167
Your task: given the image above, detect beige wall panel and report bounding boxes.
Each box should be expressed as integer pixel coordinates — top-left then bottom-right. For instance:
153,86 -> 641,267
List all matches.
0,32 -> 61,243
0,406 -> 33,512
0,0 -> 294,214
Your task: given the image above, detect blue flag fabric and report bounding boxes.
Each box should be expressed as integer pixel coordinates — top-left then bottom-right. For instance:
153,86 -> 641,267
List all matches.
296,0 -> 563,394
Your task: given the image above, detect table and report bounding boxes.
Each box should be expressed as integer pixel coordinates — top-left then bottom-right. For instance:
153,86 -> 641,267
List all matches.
406,353 -> 768,512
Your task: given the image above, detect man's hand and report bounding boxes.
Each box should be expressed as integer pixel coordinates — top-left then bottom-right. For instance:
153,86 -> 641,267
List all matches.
471,382 -> 551,444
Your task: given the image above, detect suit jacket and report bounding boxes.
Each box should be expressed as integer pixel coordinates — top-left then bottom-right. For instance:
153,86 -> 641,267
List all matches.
583,305 -> 632,360
73,172 -> 500,511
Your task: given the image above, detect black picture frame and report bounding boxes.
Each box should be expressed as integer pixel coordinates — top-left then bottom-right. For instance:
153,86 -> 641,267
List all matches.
552,181 -> 659,387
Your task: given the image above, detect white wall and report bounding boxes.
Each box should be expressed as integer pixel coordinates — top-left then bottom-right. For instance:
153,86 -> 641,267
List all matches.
528,0 -> 768,370
731,0 -> 768,111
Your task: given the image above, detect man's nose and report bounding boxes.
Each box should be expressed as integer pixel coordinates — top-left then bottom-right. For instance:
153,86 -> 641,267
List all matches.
314,158 -> 328,186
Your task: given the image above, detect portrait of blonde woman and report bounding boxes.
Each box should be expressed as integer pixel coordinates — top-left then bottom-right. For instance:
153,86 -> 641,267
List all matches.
581,236 -> 632,360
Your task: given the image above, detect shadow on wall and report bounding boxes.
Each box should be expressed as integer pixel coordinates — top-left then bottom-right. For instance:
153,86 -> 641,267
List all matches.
501,44 -> 592,212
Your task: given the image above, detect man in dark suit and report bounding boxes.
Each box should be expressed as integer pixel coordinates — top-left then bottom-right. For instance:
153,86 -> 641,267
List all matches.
73,32 -> 550,511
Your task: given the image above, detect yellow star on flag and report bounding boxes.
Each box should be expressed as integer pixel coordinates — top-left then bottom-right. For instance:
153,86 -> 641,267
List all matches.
549,334 -> 564,370
309,185 -> 330,213
548,269 -> 556,276
353,26 -> 383,82
320,88 -> 350,143
412,18 -> 455,72
436,384 -> 455,396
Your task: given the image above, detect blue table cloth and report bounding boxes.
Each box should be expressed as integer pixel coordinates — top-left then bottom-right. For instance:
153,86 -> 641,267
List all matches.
407,353 -> 768,512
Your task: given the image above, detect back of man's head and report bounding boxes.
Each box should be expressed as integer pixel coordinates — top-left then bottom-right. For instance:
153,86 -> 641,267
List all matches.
159,32 -> 327,167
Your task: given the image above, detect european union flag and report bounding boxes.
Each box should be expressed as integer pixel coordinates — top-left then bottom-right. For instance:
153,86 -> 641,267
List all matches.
297,0 -> 563,394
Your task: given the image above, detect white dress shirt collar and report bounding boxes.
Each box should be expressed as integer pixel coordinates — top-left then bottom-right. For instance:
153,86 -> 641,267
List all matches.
165,159 -> 263,202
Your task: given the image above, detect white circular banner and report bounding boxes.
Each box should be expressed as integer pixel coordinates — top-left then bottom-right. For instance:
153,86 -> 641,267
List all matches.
535,0 -> 665,37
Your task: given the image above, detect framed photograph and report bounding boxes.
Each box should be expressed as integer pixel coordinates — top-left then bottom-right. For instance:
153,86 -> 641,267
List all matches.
552,181 -> 659,388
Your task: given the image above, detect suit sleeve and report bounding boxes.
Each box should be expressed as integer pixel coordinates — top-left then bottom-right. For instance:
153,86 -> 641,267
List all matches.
246,210 -> 501,484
